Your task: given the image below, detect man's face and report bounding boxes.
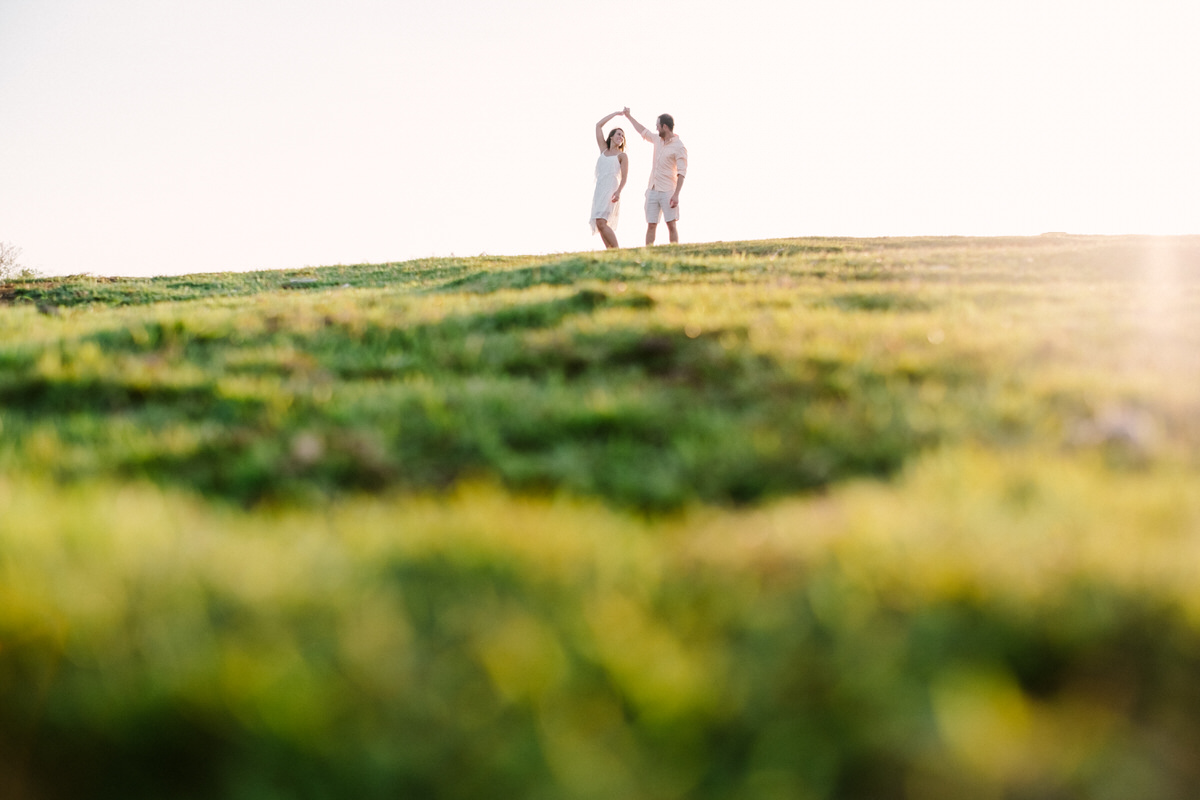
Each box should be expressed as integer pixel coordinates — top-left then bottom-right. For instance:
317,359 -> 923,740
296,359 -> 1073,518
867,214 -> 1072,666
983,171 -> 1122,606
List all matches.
657,119 -> 668,137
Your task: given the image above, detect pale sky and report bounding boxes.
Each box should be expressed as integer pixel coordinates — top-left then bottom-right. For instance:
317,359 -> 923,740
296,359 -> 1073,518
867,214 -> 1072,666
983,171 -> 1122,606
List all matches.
2,0 -> 1198,278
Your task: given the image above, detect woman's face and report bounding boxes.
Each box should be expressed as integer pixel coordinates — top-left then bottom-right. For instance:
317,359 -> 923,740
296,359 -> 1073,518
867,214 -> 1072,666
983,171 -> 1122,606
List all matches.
610,129 -> 625,148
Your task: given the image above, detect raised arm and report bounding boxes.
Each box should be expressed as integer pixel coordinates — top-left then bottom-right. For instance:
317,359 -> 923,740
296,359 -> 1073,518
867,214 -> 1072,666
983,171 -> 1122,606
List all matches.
623,107 -> 650,139
595,111 -> 622,151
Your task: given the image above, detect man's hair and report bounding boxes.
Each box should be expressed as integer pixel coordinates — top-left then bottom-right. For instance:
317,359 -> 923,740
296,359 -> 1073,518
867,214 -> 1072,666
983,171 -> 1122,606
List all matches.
657,113 -> 675,132
606,128 -> 626,151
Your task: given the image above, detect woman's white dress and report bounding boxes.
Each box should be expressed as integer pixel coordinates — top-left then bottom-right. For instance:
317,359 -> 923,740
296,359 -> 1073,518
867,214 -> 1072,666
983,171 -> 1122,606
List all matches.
589,153 -> 621,234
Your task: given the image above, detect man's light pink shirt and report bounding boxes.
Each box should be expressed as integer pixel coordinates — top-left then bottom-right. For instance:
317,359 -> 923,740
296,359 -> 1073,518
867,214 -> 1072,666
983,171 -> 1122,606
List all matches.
641,129 -> 688,193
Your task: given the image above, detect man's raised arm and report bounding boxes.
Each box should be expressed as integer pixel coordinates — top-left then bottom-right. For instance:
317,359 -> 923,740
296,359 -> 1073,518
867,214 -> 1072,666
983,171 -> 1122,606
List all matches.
623,107 -> 652,140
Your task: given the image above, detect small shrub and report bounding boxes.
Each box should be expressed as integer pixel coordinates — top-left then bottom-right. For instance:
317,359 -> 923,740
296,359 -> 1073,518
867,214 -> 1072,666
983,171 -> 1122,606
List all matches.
0,241 -> 22,280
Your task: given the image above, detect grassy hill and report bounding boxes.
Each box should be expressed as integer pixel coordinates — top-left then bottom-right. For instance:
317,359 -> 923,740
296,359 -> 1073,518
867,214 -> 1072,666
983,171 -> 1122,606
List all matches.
2,235 -> 1200,799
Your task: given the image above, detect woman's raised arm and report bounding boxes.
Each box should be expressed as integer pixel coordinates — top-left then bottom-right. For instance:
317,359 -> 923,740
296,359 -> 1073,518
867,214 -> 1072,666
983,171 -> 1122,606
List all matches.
596,111 -> 622,151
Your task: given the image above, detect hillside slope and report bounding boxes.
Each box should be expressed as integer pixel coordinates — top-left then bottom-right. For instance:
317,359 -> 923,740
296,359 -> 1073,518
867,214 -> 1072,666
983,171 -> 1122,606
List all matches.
2,235 -> 1200,799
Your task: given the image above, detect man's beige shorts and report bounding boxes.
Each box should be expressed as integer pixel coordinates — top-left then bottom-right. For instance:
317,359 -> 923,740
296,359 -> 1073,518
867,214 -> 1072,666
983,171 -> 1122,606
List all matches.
645,189 -> 680,224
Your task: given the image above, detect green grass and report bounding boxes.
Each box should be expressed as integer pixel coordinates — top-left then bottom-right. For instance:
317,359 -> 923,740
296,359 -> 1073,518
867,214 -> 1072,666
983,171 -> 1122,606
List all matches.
2,235 -> 1200,798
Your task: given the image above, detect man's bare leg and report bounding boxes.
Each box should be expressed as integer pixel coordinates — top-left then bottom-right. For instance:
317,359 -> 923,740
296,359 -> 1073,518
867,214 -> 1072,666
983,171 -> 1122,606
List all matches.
596,219 -> 619,249
646,223 -> 657,246
666,220 -> 679,244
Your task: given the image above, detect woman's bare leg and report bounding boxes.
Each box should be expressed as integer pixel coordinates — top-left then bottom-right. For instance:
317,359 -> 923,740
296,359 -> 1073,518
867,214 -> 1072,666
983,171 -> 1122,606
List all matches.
596,219 -> 619,249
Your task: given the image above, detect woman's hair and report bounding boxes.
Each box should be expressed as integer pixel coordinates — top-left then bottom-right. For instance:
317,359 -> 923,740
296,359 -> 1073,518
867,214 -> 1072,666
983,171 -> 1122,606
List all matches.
606,127 -> 626,151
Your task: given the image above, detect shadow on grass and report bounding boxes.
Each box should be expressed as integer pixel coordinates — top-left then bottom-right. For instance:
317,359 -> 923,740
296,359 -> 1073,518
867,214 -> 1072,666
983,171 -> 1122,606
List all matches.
826,292 -> 934,312
435,254 -> 727,294
436,256 -> 642,293
0,376 -> 261,421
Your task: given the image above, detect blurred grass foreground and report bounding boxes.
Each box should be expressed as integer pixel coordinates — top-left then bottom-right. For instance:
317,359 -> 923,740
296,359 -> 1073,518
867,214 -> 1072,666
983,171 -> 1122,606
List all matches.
2,235 -> 1200,799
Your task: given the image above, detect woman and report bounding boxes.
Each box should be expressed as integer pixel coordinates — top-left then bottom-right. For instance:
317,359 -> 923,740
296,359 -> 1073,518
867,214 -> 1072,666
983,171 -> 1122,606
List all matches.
590,111 -> 628,249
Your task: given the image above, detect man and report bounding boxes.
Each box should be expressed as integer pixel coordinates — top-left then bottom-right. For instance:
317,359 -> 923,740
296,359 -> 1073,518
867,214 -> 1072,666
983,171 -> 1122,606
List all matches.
623,107 -> 687,245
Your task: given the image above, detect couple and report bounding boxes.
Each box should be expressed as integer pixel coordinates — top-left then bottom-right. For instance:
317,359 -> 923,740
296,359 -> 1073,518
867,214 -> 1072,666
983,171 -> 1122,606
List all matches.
590,108 -> 688,249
